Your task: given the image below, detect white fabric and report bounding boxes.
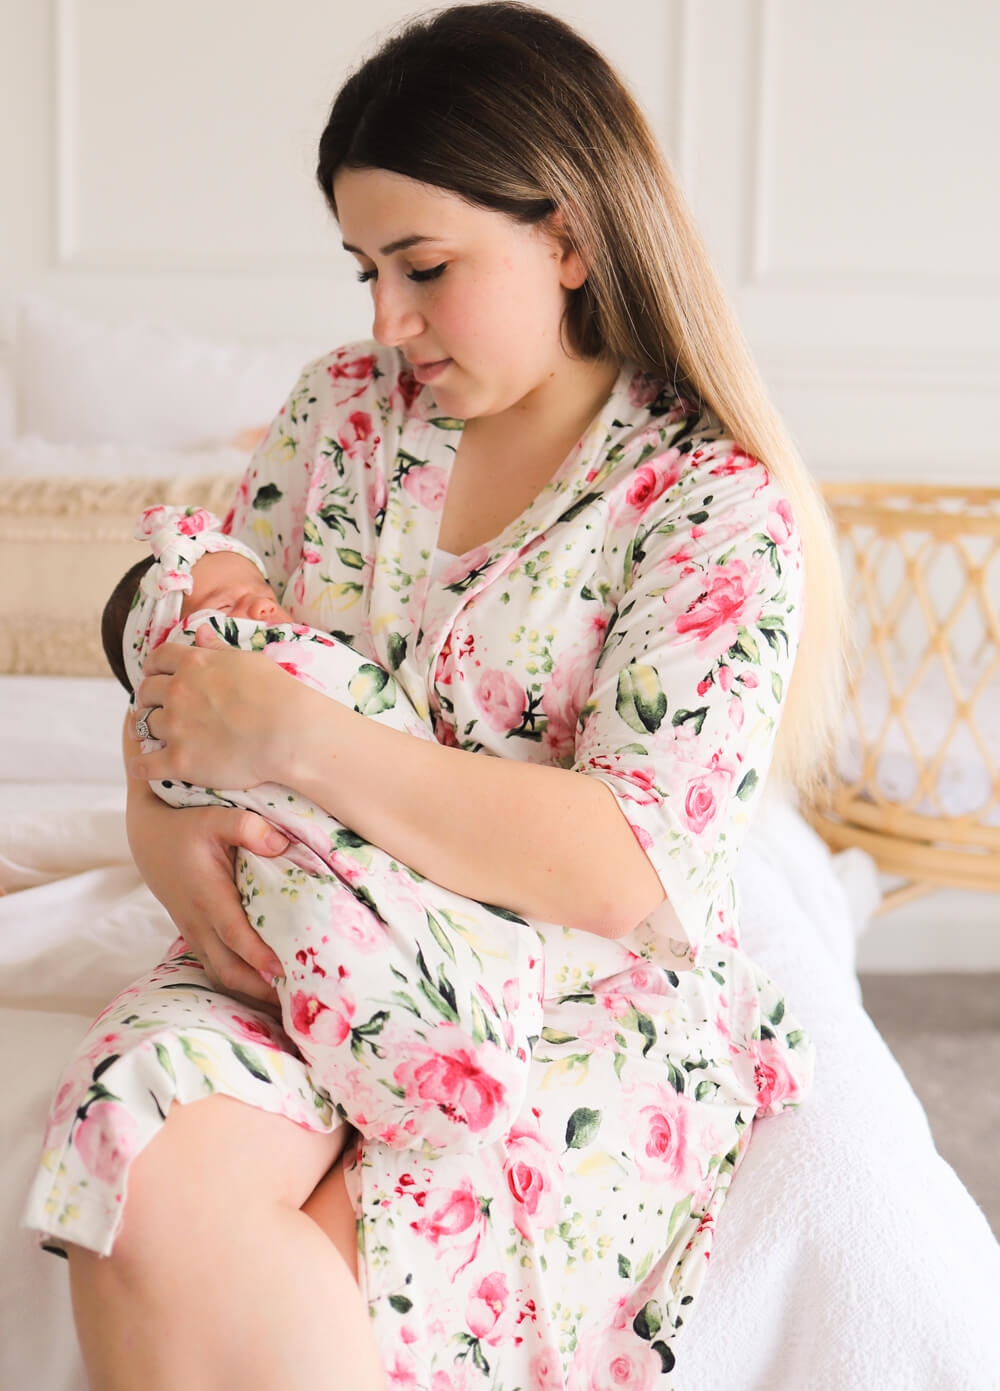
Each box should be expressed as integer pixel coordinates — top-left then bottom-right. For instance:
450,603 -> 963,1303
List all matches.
0,434 -> 254,479
0,676 -> 127,783
14,298 -> 323,449
1,695 -> 999,1388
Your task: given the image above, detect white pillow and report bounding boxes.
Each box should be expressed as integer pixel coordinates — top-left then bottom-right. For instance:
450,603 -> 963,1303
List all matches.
16,298 -> 324,449
0,435 -> 253,479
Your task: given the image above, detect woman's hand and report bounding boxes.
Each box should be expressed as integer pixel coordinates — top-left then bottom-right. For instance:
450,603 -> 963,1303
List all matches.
131,626 -> 298,789
126,773 -> 288,1006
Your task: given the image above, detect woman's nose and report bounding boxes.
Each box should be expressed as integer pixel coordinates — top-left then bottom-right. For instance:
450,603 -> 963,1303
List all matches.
371,279 -> 425,347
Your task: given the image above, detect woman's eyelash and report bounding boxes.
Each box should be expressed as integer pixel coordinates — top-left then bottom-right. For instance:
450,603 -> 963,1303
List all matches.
408,263 -> 446,282
355,264 -> 447,284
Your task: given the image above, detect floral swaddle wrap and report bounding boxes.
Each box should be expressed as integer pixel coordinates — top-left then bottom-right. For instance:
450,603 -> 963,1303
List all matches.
26,506 -> 545,1256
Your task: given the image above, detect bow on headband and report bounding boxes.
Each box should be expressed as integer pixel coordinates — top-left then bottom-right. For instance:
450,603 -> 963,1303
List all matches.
122,504 -> 268,695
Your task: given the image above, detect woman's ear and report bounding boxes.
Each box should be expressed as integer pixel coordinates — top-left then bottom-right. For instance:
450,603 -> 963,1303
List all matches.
547,208 -> 589,290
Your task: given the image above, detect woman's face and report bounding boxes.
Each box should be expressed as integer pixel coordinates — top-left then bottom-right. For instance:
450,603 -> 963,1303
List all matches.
334,167 -> 587,422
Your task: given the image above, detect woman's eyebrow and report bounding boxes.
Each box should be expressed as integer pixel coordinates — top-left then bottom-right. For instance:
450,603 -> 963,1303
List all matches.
341,234 -> 435,256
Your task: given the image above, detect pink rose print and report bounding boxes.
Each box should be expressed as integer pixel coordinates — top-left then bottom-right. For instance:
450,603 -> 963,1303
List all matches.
366,470 -> 388,520
503,1117 -> 563,1241
630,1082 -> 699,1185
176,508 -> 213,536
530,1347 -> 565,1391
327,352 -> 377,403
621,449 -> 683,518
410,1176 -> 487,1275
746,1037 -> 802,1116
674,558 -> 762,654
337,410 -> 376,461
328,890 -> 386,949
74,1102 -> 140,1184
402,464 -> 448,511
627,370 -> 662,409
541,619 -> 606,763
767,497 -> 797,553
682,751 -> 736,837
476,668 -> 527,732
439,544 -> 491,588
390,366 -> 423,414
288,989 -> 355,1048
393,1030 -> 513,1134
466,1271 -> 511,1345
568,1327 -> 662,1391
708,448 -> 760,477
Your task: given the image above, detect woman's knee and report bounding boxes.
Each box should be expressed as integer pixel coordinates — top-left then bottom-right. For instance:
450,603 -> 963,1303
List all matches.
94,1095 -> 344,1267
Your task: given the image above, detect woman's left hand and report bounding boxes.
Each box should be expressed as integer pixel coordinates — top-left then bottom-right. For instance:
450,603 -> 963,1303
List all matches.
130,626 -> 295,788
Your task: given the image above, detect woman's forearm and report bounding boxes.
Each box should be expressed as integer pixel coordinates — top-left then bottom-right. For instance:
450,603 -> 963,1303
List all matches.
272,683 -> 667,938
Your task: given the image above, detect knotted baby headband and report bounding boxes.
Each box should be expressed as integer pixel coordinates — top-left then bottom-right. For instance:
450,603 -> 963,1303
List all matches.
122,504 -> 268,695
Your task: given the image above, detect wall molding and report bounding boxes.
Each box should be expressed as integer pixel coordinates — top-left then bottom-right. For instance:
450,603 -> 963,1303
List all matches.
757,346 -> 1000,394
744,0 -> 1000,298
51,0 -> 338,277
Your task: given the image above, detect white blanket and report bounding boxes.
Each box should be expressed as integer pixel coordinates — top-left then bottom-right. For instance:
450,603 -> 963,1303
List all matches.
2,785 -> 999,1390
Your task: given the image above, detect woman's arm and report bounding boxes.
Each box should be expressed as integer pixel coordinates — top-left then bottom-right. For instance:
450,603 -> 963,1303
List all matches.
123,716 -> 290,1000
130,642 -> 667,939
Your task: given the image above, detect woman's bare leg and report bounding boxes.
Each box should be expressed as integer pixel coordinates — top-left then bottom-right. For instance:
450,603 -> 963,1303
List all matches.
67,1097 -> 385,1391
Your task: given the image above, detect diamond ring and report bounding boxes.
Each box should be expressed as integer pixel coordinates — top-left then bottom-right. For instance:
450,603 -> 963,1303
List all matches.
134,707 -> 156,741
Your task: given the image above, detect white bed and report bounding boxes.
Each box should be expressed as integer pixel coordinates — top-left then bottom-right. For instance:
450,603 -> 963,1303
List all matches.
2,303 -> 999,1390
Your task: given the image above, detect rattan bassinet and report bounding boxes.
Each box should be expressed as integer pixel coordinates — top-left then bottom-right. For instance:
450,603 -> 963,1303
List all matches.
809,482 -> 1000,910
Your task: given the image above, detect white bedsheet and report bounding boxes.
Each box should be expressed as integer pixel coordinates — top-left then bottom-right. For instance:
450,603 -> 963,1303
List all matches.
1,766 -> 998,1387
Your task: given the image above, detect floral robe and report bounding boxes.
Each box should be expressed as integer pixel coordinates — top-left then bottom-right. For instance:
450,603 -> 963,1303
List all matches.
26,343 -> 813,1389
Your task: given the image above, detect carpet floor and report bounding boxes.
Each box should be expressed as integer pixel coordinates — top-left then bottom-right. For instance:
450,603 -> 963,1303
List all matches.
859,971 -> 1000,1237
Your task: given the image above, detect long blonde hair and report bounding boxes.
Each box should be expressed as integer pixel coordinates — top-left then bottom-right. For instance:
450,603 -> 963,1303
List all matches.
317,1 -> 847,796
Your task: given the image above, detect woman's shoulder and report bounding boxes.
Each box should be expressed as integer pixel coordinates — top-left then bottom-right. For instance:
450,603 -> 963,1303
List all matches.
602,366 -> 800,547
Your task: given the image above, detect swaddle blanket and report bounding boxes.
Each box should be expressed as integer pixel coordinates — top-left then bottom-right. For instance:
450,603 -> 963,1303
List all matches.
142,612 -> 548,1153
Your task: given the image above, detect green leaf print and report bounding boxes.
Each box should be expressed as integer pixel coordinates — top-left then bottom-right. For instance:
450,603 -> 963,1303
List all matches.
336,547 -> 365,570
480,902 -> 530,925
229,1041 -> 273,1083
637,1013 -> 657,1057
672,706 -> 708,734
770,998 -> 786,1027
618,1253 -> 632,1279
694,1079 -> 717,1101
348,664 -> 397,717
652,1341 -> 677,1373
302,516 -> 322,546
388,1295 -> 413,1314
734,627 -> 760,663
418,976 -> 460,1024
540,1027 -> 578,1045
616,664 -> 667,734
565,1106 -> 601,1150
428,416 -> 464,430
667,1060 -> 686,1094
786,1029 -> 807,1049
736,769 -> 759,801
667,1192 -> 692,1241
253,483 -> 282,511
772,670 -> 784,704
426,910 -> 457,963
386,631 -> 407,671
633,1300 -> 663,1340
154,1042 -> 176,1084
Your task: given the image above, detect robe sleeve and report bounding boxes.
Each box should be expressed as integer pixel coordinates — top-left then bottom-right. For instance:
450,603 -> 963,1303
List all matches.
573,443 -> 805,953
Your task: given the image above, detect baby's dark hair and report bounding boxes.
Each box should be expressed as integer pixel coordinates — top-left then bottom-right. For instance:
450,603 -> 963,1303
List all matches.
102,555 -> 155,695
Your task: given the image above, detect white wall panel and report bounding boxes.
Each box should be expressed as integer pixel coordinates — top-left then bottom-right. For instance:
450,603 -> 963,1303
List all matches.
681,0 -> 1000,483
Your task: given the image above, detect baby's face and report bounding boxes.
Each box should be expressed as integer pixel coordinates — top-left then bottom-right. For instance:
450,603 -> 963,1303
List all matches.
181,550 -> 292,623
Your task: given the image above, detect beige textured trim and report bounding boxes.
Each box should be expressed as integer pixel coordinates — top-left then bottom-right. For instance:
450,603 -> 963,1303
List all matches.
0,472 -> 241,677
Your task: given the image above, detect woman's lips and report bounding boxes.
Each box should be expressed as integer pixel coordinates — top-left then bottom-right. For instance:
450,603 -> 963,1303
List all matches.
409,358 -> 451,384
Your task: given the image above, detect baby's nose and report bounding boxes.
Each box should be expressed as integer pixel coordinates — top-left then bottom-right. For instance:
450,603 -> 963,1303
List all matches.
246,594 -> 278,620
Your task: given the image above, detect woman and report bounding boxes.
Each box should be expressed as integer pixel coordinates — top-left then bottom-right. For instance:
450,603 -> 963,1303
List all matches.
28,5 -> 845,1387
